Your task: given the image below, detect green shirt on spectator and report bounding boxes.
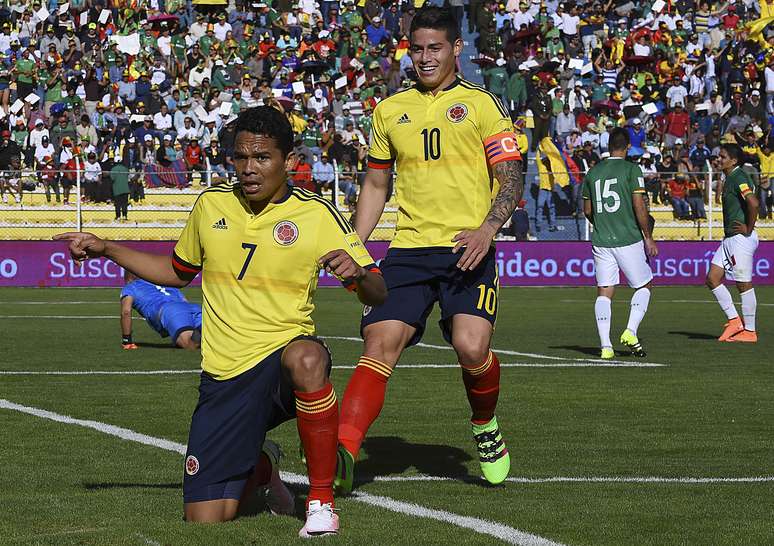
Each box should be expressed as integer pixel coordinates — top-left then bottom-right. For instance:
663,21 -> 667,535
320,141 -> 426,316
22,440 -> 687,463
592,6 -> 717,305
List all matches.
15,58 -> 36,84
110,163 -> 131,197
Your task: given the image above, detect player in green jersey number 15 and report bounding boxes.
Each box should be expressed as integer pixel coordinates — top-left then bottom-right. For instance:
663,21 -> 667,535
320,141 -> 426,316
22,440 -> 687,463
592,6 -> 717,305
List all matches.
582,128 -> 658,359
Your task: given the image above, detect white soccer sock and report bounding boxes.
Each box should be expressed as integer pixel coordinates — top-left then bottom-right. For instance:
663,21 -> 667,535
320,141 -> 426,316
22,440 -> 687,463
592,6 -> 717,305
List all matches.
595,296 -> 612,348
626,287 -> 651,336
711,285 -> 739,320
740,288 -> 757,332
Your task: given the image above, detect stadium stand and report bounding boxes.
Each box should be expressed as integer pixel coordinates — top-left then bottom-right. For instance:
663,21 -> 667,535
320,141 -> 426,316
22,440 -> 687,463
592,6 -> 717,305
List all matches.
0,0 -> 772,241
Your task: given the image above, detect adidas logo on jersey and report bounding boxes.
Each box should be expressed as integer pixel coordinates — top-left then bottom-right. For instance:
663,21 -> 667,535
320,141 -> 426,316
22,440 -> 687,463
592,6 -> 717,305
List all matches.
212,218 -> 228,230
397,113 -> 411,124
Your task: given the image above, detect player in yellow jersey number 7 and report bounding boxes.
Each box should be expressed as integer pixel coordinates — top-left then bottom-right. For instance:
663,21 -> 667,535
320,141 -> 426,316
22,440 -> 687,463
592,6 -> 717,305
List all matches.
54,107 -> 387,539
334,7 -> 525,492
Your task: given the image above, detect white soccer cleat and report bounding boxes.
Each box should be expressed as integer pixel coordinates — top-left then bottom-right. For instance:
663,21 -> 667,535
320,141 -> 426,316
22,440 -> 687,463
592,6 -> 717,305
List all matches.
260,440 -> 294,516
298,500 -> 339,538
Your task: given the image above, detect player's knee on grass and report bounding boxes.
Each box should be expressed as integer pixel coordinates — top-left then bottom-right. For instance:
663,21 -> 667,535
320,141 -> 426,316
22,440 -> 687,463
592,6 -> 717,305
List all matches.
175,330 -> 200,351
282,340 -> 329,391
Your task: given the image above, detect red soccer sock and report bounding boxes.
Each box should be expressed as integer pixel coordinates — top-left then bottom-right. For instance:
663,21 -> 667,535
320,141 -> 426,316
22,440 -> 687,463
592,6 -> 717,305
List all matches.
461,351 -> 501,425
295,382 -> 338,507
338,356 -> 393,458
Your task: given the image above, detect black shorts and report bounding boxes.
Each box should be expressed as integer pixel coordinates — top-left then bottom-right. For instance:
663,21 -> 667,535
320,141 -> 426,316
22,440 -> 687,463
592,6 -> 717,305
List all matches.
361,247 -> 499,346
182,335 -> 331,503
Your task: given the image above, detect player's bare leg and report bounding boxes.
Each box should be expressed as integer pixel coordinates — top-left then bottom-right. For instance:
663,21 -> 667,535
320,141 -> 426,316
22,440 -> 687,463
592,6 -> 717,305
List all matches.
596,286 -> 615,359
336,320 -> 416,494
450,314 -> 510,484
282,339 -> 340,537
175,329 -> 201,350
183,440 -> 292,523
620,282 -> 651,357
706,265 -> 745,341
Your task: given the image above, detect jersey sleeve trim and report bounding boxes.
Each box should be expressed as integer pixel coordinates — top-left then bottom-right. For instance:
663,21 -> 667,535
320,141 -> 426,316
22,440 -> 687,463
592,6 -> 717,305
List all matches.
484,132 -> 523,165
367,155 -> 394,170
172,252 -> 202,274
739,182 -> 753,197
459,80 -> 510,118
290,187 -> 354,234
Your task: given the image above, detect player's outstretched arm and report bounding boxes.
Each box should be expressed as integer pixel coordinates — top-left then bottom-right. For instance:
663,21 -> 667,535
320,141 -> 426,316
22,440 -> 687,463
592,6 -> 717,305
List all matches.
353,167 -> 391,243
632,194 -> 658,257
53,232 -> 193,287
453,159 -> 524,271
319,249 -> 387,306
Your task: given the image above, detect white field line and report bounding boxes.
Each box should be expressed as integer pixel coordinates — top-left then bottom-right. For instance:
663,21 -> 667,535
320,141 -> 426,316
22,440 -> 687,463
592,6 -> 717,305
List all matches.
0,399 -> 563,546
322,336 -> 667,367
133,533 -> 161,546
0,360 -> 664,376
0,301 -> 118,305
0,315 -> 668,366
559,299 -> 774,307
370,475 -> 774,484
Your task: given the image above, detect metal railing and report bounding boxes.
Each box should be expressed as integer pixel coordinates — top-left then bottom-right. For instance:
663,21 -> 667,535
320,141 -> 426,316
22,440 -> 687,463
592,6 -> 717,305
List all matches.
1,166 -> 771,242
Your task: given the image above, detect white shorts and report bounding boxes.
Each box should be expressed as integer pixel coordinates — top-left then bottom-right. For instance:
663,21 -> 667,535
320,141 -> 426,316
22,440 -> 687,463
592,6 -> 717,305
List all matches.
593,240 -> 654,288
711,231 -> 759,282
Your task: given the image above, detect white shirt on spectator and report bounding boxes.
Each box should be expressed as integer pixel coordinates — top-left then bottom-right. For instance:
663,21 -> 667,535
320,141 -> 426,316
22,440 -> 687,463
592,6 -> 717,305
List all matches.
214,21 -> 232,42
190,21 -> 207,40
766,66 -> 774,93
156,35 -> 171,57
189,66 -> 212,88
28,127 -> 50,150
633,42 -> 651,56
34,143 -> 55,165
154,112 -> 173,131
84,160 -> 102,183
307,93 -> 329,115
512,10 -> 534,29
666,84 -> 688,107
561,13 -> 579,35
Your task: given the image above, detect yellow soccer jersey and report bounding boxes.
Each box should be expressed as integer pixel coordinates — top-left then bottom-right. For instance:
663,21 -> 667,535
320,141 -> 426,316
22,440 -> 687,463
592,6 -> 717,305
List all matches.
173,184 -> 376,380
367,78 -> 522,248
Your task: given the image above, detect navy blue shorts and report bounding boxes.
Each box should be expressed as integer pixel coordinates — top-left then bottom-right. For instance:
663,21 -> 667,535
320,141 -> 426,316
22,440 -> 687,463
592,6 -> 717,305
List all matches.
361,247 -> 499,346
182,336 -> 331,503
159,302 -> 202,345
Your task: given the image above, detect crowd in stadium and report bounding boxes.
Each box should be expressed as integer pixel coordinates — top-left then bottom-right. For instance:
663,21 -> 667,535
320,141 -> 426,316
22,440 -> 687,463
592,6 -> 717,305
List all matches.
0,0 -> 772,221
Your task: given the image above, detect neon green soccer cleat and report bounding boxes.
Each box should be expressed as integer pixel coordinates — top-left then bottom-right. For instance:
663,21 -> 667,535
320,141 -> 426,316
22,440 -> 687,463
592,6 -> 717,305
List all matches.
472,416 -> 510,484
600,347 -> 615,359
620,329 -> 646,357
333,445 -> 355,495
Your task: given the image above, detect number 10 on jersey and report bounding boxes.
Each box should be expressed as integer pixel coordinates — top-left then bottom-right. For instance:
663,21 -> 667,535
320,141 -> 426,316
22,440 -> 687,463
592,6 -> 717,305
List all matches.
421,128 -> 441,161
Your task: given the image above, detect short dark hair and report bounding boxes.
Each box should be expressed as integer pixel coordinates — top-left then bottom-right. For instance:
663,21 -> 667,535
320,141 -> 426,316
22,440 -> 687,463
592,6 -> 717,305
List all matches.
720,143 -> 743,165
233,106 -> 294,157
608,127 -> 630,152
410,6 -> 460,43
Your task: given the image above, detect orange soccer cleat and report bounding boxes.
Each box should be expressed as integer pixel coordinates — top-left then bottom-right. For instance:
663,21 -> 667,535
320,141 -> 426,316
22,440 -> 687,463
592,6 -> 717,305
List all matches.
727,330 -> 758,343
122,343 -> 139,350
718,317 -> 744,342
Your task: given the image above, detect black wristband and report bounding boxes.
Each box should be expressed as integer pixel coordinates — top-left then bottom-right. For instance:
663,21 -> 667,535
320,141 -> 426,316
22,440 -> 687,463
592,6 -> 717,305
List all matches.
122,334 -> 132,345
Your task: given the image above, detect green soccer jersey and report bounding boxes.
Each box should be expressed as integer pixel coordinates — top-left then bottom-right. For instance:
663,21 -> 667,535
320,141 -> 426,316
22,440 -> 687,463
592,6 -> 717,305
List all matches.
582,157 -> 646,248
722,166 -> 756,238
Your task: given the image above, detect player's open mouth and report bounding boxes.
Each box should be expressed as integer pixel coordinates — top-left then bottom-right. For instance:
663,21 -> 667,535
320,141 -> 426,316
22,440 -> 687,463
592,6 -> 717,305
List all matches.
418,66 -> 437,75
242,183 -> 261,195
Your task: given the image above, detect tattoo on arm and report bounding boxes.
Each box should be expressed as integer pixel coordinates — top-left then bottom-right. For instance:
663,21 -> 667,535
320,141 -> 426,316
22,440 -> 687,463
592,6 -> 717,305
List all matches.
485,159 -> 524,230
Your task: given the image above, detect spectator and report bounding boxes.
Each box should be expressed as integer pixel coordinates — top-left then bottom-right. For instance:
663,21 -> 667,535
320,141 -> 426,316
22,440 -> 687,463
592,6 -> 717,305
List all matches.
291,153 -> 315,192
110,158 -> 131,222
312,153 -> 336,196
83,152 -> 102,202
668,174 -> 691,220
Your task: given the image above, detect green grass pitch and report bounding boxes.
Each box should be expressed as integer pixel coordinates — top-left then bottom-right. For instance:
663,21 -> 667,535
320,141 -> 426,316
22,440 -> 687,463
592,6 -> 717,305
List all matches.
0,286 -> 772,545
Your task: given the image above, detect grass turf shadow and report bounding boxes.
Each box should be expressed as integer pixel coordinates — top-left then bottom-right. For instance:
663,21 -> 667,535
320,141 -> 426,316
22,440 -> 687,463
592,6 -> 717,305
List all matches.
668,330 -> 717,340
352,436 -> 497,488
